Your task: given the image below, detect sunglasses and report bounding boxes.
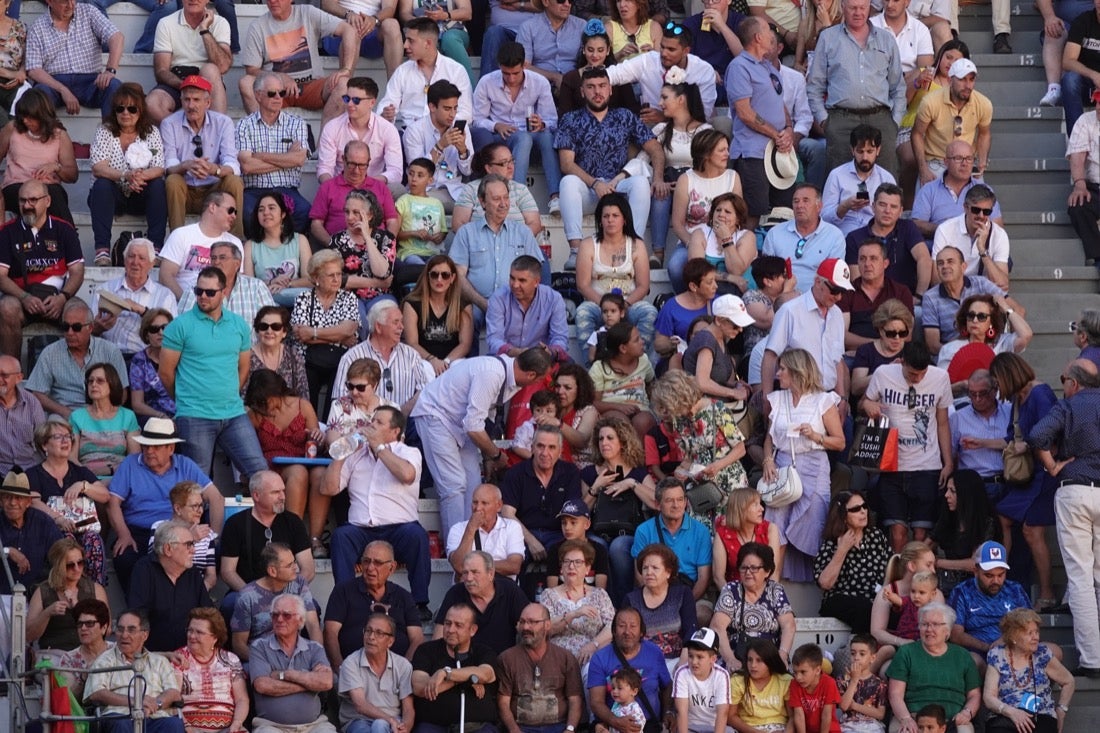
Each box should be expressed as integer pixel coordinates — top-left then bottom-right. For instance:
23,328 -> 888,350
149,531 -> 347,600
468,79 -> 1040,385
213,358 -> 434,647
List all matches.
966,311 -> 991,322
345,381 -> 372,392
846,503 -> 867,513
969,205 -> 993,216
342,95 -> 368,105
62,322 -> 91,332
905,385 -> 917,410
428,270 -> 453,280
823,281 -> 845,296
255,322 -> 285,332
664,21 -> 685,35
76,619 -> 100,628
795,237 -> 807,259
769,73 -> 783,95
968,389 -> 992,400
265,89 -> 288,98
146,324 -> 166,335
382,367 -> 394,394
882,328 -> 909,338
192,286 -> 221,298
114,105 -> 138,114
191,134 -> 203,158
66,559 -> 85,569
270,611 -> 297,619
953,115 -> 963,138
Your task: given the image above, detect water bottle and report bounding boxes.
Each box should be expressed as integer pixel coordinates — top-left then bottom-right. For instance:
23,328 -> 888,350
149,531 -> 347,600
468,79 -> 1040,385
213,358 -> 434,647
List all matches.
329,433 -> 365,461
535,582 -> 545,603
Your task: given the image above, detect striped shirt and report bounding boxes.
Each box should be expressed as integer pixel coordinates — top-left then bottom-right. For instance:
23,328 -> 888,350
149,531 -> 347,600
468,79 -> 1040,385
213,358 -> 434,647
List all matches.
235,110 -> 310,190
27,4 -> 119,75
331,338 -> 428,408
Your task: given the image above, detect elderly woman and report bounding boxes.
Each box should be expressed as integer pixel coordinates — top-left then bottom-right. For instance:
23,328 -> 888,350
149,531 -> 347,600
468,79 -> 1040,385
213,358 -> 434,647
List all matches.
813,491 -> 891,633
0,88 -> 77,224
129,308 -> 176,421
710,542 -> 796,672
686,194 -> 757,296
623,543 -> 697,669
713,488 -> 780,585
25,538 -> 109,659
150,481 -> 217,590
983,608 -> 1073,733
682,294 -> 755,402
247,305 -> 309,401
89,83 -> 167,262
937,293 -> 1033,378
401,254 -> 473,373
852,299 -> 913,398
539,539 -> 615,668
57,598 -> 112,700
173,607 -> 249,733
887,602 -> 982,733
291,248 -> 362,412
330,189 -> 398,326
70,362 -> 139,477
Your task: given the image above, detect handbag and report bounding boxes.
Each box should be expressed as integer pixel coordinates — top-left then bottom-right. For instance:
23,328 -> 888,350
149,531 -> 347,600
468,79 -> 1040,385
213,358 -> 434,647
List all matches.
1002,401 -> 1035,484
685,479 -> 724,514
484,356 -> 509,440
303,289 -> 347,370
592,488 -> 646,544
757,392 -> 804,508
849,416 -> 900,472
47,495 -> 100,534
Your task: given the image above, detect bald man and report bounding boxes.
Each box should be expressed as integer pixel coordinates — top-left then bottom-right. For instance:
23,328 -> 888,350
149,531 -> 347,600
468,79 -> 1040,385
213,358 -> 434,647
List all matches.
445,484 -> 525,580
0,355 -> 45,473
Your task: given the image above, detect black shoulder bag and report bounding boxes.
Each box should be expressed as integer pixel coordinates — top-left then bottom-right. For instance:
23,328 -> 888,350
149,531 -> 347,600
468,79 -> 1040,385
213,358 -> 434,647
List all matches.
612,644 -> 663,733
484,356 -> 509,440
303,288 -> 348,371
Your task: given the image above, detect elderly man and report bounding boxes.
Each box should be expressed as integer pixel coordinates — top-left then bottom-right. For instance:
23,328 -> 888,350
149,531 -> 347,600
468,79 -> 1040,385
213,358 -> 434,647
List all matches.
948,540 -> 1032,664
321,406 -> 431,616
413,348 -> 554,540
232,542 -> 322,661
555,67 -> 664,269
91,238 -> 178,358
381,18 -> 474,127
0,468 -> 63,594
311,140 -> 401,242
251,593 -> 337,733
761,183 -> 846,291
631,478 -> 713,607
0,180 -> 85,359
822,125 -> 897,236
1067,89 -> 1100,266
332,299 -> 428,411
107,417 -> 222,592
806,0 -> 905,176
435,552 -> 527,655
839,239 -> 914,352
447,484 -> 525,580
25,298 -> 128,418
912,59 -> 993,185
451,175 -> 545,320
177,241 -> 275,327
27,0 -> 123,118
236,71 -> 312,232
1029,357 -> 1100,676
516,0 -> 585,90
845,182 -> 931,298
147,0 -> 233,123
911,140 -> 1004,239
0,357 -> 44,474
930,185 -> 1010,290
160,266 -> 268,482
128,519 -> 215,652
886,602 -> 982,733
325,540 -> 425,668
862,341 -> 953,552
949,370 -> 1011,497
607,23 -> 718,123
239,0 -> 357,127
486,255 -> 569,360
84,609 -> 183,733
318,76 -> 404,195
403,80 -> 474,213
339,613 -> 415,733
587,607 -> 672,732
160,75 -> 245,239
158,190 -> 244,299
412,603 -> 500,733
498,603 -> 583,733
921,246 -> 1018,355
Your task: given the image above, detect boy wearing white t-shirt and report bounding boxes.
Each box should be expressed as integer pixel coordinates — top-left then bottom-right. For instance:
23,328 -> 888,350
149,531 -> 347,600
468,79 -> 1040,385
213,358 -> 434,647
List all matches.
672,628 -> 730,733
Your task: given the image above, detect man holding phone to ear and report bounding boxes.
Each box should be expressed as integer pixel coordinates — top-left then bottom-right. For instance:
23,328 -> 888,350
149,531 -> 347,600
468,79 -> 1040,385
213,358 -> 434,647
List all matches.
821,124 -> 896,237
403,79 -> 473,213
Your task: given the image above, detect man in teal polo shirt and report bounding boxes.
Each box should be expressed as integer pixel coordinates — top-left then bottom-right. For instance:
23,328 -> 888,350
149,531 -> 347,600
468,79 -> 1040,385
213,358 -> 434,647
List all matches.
159,264 -> 267,482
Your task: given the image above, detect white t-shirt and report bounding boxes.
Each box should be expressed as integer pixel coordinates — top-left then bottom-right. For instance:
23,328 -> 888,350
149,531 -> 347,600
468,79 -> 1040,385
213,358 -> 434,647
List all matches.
239,6 -> 340,85
931,215 -> 1010,277
159,223 -> 243,293
869,12 -> 934,74
444,515 -> 525,580
672,663 -> 731,733
864,363 -> 953,472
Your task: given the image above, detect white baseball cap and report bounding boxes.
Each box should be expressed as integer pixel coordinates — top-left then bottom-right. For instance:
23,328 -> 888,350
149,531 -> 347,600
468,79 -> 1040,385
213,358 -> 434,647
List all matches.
949,58 -> 978,79
712,294 -> 756,328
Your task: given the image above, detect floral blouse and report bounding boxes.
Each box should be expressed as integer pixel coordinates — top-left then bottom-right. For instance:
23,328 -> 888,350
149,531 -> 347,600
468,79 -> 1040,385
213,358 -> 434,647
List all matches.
540,584 -> 615,659
246,347 -> 309,401
329,229 -> 397,301
129,349 -> 175,416
90,126 -> 166,192
714,579 -> 792,646
290,289 -> 361,333
986,642 -> 1056,718
836,674 -> 887,724
0,19 -> 26,72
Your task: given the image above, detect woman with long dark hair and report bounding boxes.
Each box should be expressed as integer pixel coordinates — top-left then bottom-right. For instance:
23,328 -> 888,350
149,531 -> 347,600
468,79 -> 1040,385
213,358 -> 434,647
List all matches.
244,190 -> 311,307
589,322 -> 657,438
401,254 -> 473,374
0,88 -> 77,223
729,639 -> 793,732
814,491 -> 891,632
931,469 -> 1002,596
558,20 -> 639,116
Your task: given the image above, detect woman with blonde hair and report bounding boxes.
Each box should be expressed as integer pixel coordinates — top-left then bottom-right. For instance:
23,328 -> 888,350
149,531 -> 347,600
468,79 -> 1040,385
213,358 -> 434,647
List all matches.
26,538 -> 109,659
852,299 -> 913,398
760,348 -> 844,581
984,608 -> 1073,733
870,542 -> 942,667
713,488 -> 781,585
401,253 -> 473,374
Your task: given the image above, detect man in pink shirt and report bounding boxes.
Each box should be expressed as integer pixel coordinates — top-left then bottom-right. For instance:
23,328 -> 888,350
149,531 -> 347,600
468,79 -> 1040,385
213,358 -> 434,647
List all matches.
309,140 -> 400,246
316,76 -> 405,199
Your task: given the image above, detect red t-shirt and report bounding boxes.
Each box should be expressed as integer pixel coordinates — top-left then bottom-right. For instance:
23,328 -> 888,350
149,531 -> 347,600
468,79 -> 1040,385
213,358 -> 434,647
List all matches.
789,673 -> 841,733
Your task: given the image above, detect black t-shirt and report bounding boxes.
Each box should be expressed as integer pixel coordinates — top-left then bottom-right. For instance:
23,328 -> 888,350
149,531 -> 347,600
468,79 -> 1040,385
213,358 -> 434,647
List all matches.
411,639 -> 500,725
26,461 -> 97,502
434,576 -> 528,655
220,510 -> 311,583
127,556 -> 214,652
1070,9 -> 1100,72
500,460 -> 582,533
324,579 -> 422,659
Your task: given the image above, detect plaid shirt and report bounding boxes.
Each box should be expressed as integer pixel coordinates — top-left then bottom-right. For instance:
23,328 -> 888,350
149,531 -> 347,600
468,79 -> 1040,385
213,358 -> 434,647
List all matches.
235,110 -> 310,190
27,4 -> 119,74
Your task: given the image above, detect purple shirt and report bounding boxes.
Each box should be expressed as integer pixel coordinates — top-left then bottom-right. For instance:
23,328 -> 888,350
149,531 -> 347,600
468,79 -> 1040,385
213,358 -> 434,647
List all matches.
309,175 -> 398,235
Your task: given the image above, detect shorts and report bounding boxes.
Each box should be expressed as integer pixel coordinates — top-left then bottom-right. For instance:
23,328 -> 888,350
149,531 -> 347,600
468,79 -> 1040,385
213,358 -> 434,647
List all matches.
733,156 -> 794,217
151,83 -> 182,107
290,77 -> 326,111
877,469 -> 940,529
321,30 -> 383,59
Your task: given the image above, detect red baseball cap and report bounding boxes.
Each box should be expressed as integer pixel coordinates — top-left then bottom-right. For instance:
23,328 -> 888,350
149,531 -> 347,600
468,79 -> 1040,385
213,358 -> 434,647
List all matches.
179,75 -> 212,93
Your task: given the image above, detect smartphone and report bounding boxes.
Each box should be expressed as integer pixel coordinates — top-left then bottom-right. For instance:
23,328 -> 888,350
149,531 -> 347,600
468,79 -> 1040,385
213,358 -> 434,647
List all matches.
454,119 -> 467,132
615,466 -> 625,480
856,190 -> 870,201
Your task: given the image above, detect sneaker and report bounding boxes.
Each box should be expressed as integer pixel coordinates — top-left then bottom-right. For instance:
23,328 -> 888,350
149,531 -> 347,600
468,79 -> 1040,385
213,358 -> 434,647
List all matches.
993,33 -> 1012,53
94,251 -> 111,267
417,603 -> 433,623
548,196 -> 560,216
310,536 -> 328,559
564,249 -> 578,271
1039,85 -> 1061,106
650,255 -> 663,270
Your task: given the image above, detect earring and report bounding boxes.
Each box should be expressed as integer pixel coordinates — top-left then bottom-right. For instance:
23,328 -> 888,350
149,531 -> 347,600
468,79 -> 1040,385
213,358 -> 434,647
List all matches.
987,326 -> 996,340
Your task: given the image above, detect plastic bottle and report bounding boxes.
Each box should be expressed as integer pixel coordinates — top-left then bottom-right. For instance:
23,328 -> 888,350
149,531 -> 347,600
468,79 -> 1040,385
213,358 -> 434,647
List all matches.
535,583 -> 545,603
329,433 -> 365,461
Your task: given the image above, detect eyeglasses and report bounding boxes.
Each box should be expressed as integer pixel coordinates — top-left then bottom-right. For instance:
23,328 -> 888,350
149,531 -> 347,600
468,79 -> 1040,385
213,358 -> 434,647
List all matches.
48,433 -> 73,442
918,621 -> 948,629
664,21 -> 685,35
882,329 -> 909,338
62,322 -> 92,332
183,501 -> 204,510
968,389 -> 992,400
65,559 -> 85,569
739,565 -> 766,574
429,270 -> 453,280
947,155 -> 974,163
114,105 -> 139,114
795,237 -> 807,259
76,619 -> 100,628
19,194 -> 48,205
489,158 -> 515,167
969,205 -> 993,217
953,115 -> 963,138
345,381 -> 372,393
265,89 -> 288,98
255,322 -> 285,332
0,371 -> 21,379
360,558 -> 394,567
171,539 -> 197,549
186,627 -> 213,636
191,134 -> 203,158
1070,321 -> 1080,333
382,367 -> 393,394
192,286 -> 221,298
846,503 -> 868,513
344,161 -> 369,169
146,324 -> 166,335
270,611 -> 298,620
966,311 -> 991,322
86,376 -> 108,385
116,625 -> 143,634
769,73 -> 783,95
369,601 -> 393,614
364,627 -> 395,637
342,95 -> 367,105
906,385 -> 917,410
561,558 -> 587,566
1061,375 -> 1075,385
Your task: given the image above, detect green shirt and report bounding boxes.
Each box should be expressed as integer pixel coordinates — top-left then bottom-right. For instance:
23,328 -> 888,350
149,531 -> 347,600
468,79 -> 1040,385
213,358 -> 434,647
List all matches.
886,641 -> 980,718
162,306 -> 251,420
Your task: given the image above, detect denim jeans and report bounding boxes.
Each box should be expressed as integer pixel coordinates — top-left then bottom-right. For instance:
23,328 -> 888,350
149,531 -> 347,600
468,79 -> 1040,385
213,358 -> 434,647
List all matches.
666,241 -> 688,293
440,28 -> 476,89
480,25 -> 517,77
88,176 -> 168,252
798,137 -> 828,191
588,534 -> 635,606
347,720 -> 402,733
34,73 -> 121,118
575,300 -> 658,359
331,521 -> 431,603
175,413 -> 269,480
559,175 -> 651,242
1062,70 -> 1092,136
417,414 -> 482,541
471,128 -> 561,196
102,715 -> 185,733
649,192 -> 673,255
243,186 -> 312,234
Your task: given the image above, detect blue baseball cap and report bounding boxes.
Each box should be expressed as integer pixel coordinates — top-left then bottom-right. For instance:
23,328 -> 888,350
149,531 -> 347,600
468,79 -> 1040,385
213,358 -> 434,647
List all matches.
557,499 -> 590,519
977,540 -> 1009,571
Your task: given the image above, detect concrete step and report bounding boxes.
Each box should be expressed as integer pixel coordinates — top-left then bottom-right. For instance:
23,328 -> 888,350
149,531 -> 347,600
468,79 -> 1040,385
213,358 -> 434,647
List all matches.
1010,265 -> 1098,293
989,184 -> 1076,213
991,132 -> 1071,158
1009,239 -> 1088,267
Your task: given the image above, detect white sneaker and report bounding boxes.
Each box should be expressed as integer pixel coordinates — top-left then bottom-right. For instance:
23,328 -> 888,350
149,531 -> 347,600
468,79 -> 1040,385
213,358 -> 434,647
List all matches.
548,196 -> 560,216
563,249 -> 578,271
1040,85 -> 1062,106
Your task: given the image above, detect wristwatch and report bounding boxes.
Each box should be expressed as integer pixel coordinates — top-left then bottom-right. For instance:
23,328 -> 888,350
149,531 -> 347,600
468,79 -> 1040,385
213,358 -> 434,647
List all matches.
1058,704 -> 1070,713
444,666 -> 453,680
277,671 -> 286,681
566,727 -> 576,732
469,674 -> 480,685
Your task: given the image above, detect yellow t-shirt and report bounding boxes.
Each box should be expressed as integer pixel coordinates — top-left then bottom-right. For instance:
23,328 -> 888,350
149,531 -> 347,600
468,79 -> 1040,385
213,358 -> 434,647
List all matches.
914,86 -> 994,161
607,19 -> 656,59
730,673 -> 792,728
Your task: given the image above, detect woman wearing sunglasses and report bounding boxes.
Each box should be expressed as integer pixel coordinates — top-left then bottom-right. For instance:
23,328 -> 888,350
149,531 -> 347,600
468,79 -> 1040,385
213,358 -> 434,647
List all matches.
25,537 -> 109,663
246,305 -> 309,401
813,490 -> 890,633
130,308 -> 177,422
401,254 -> 472,375
87,83 -> 167,264
937,294 -> 1032,386
851,298 -> 913,398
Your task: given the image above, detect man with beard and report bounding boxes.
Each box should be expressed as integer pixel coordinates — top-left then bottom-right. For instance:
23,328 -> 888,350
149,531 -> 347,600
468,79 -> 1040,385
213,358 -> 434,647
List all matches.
497,604 -> 583,733
822,125 -> 897,237
586,607 -> 672,732
911,59 -> 993,186
947,540 -> 1032,666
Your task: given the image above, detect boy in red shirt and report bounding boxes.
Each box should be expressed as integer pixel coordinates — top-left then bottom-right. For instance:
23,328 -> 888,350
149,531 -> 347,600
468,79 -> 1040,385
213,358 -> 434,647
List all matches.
790,643 -> 841,733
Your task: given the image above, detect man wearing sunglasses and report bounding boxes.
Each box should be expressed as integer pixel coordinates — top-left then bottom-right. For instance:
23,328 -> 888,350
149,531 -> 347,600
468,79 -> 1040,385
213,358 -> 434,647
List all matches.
176,240 -> 275,329
911,58 -> 992,186
158,190 -> 244,300
317,76 -> 405,199
949,369 -> 1011,500
930,183 -> 1011,291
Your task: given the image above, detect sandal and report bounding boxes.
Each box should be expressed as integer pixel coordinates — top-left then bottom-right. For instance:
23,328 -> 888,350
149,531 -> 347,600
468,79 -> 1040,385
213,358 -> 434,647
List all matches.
310,536 -> 328,558
1035,598 -> 1057,612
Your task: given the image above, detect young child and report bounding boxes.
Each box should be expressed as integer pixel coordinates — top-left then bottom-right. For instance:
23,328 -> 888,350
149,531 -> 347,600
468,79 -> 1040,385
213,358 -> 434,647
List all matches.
546,500 -> 610,588
588,292 -> 627,364
884,570 -> 939,642
673,629 -> 730,733
509,389 -> 561,460
790,643 -> 841,733
836,634 -> 887,733
914,704 -> 947,733
645,418 -> 685,480
395,158 -> 447,264
599,667 -> 646,733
